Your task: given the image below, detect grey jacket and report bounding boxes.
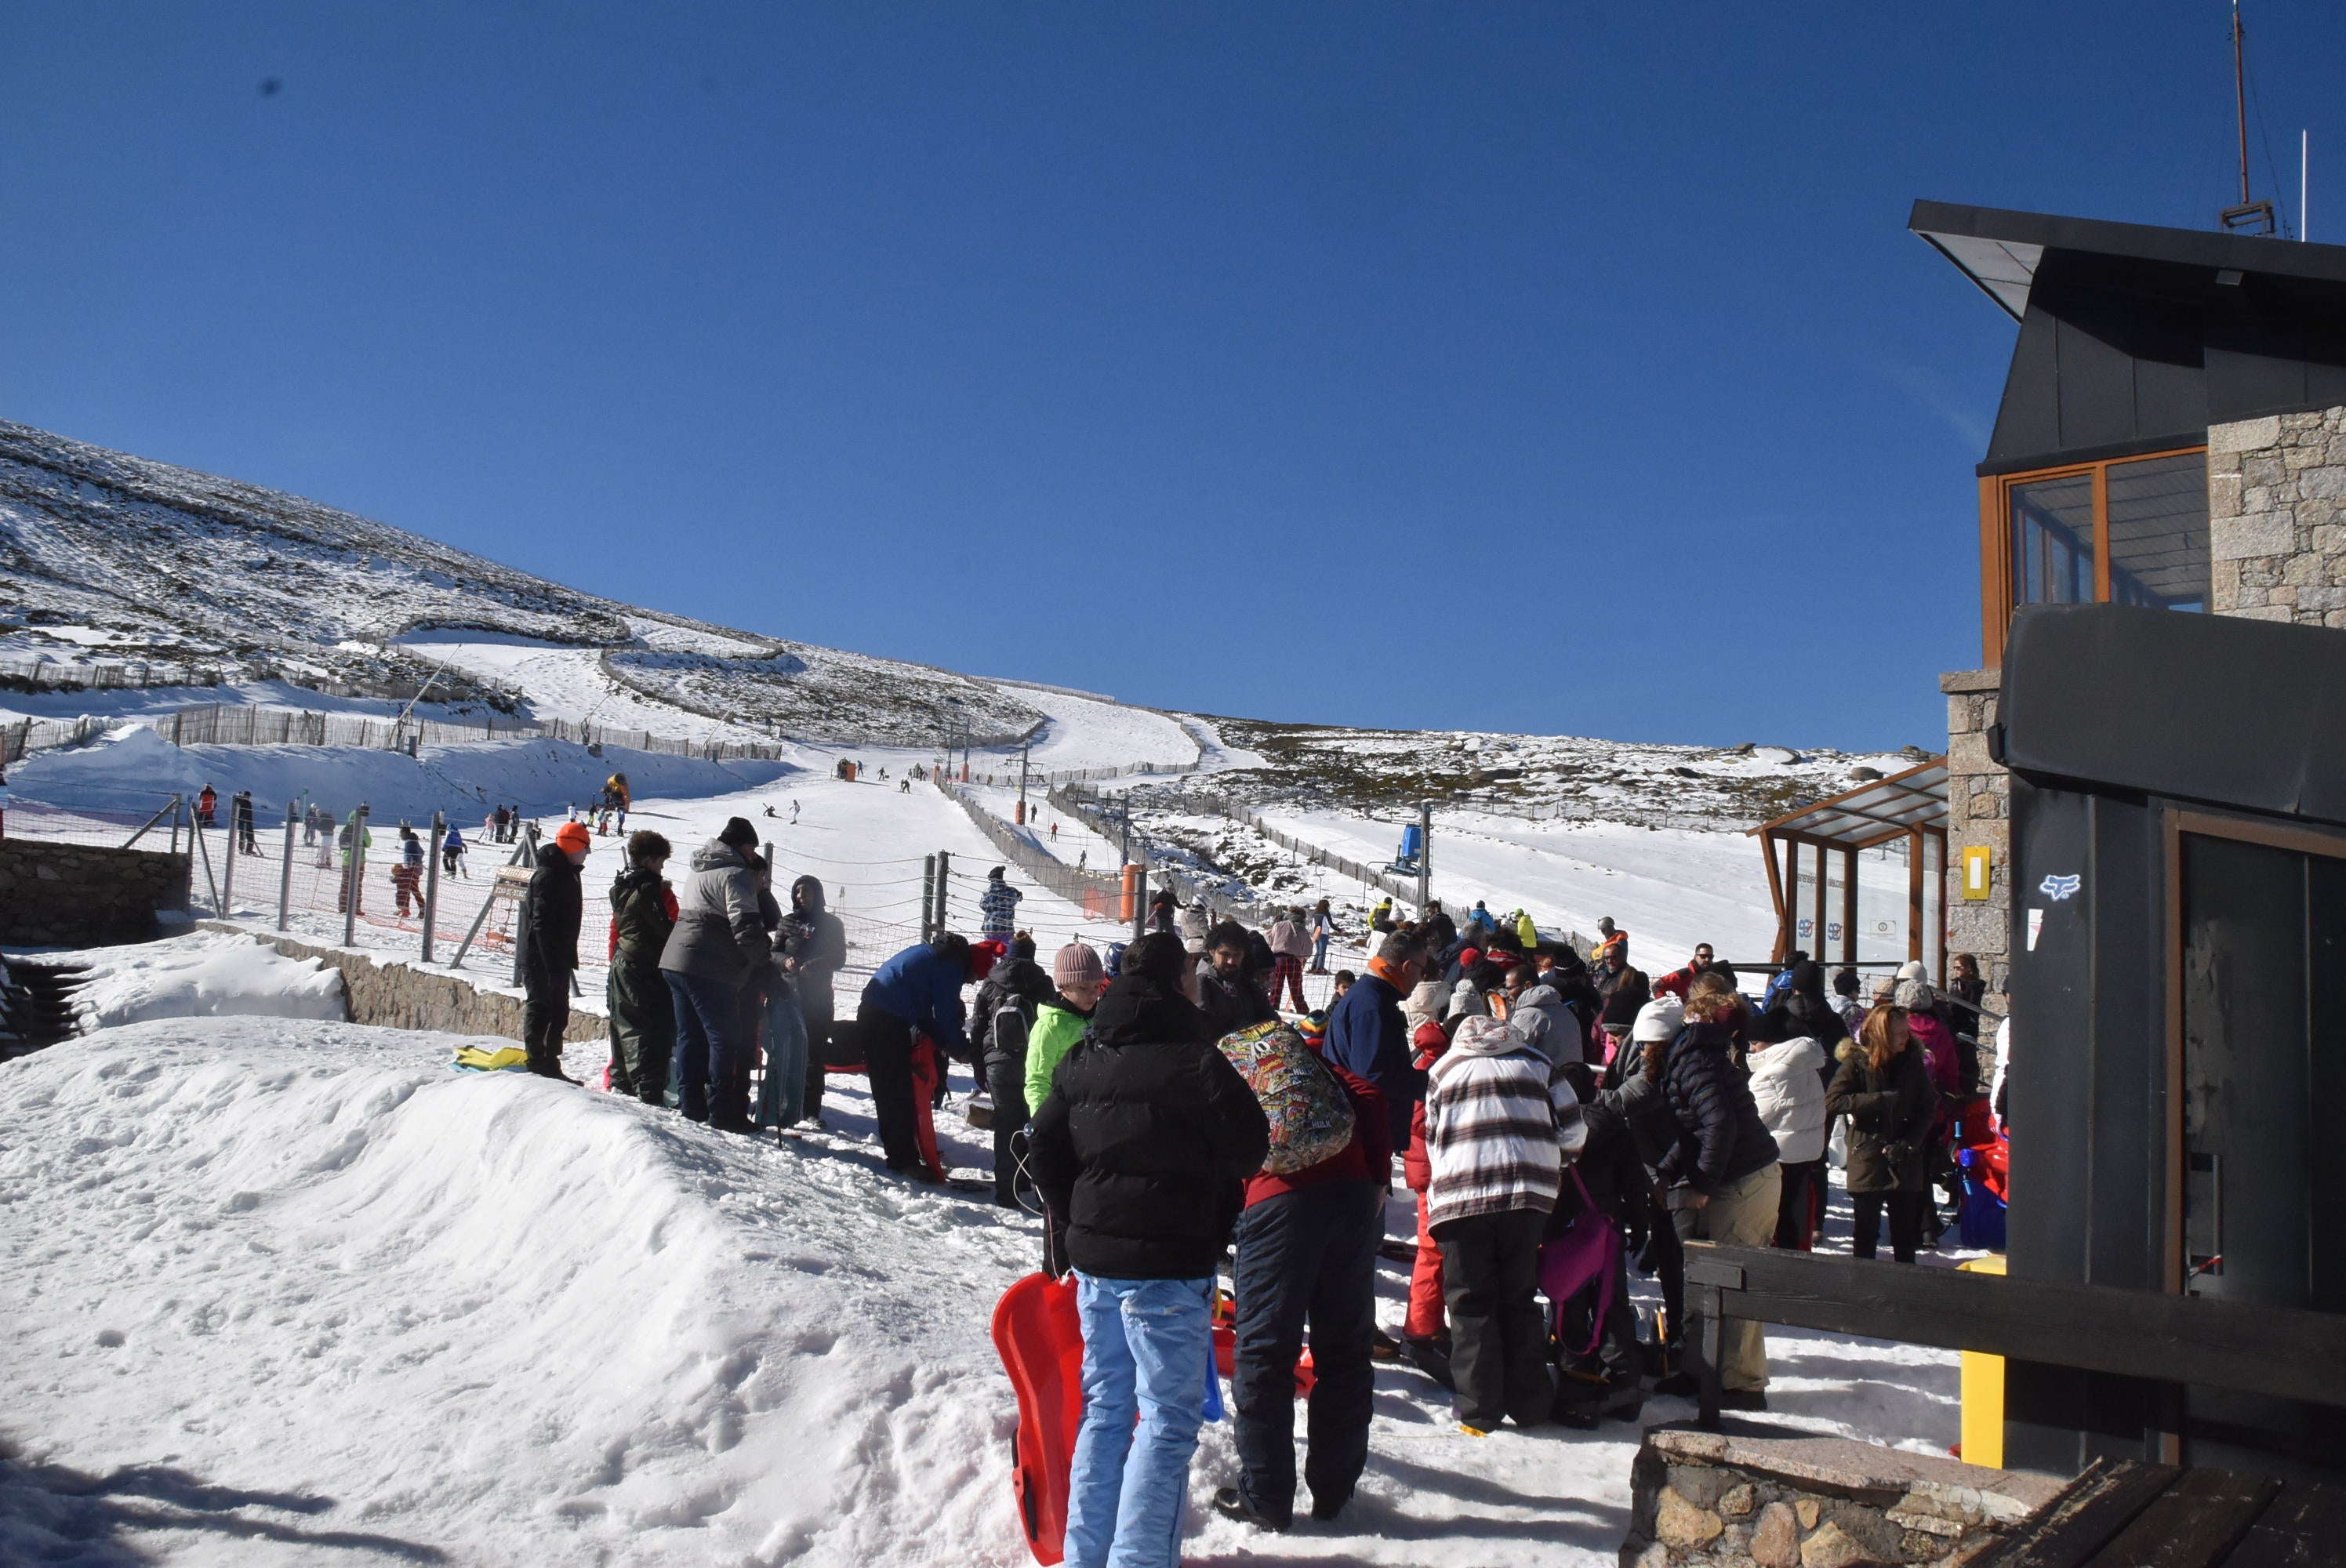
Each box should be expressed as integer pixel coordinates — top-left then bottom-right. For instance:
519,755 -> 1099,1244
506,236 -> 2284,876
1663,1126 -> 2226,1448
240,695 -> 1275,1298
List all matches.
657,840 -> 774,985
1509,983 -> 1582,1069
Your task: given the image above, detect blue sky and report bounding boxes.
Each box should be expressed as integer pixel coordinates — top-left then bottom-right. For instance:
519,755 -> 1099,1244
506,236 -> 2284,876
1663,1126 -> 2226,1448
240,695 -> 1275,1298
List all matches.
2,3 -> 2338,750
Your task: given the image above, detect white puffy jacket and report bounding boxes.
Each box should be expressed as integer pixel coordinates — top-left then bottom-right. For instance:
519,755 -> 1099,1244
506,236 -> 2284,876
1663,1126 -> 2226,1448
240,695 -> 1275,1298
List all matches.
1746,1034 -> 1829,1165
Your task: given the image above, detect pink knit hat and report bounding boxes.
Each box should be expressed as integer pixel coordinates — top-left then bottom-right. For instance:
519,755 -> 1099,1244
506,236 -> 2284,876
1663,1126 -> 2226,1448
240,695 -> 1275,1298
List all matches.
1054,942 -> 1106,989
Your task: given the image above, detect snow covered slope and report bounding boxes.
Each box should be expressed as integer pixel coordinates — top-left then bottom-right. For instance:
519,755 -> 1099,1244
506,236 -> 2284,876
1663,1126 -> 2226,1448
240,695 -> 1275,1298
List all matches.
0,418 -> 1043,745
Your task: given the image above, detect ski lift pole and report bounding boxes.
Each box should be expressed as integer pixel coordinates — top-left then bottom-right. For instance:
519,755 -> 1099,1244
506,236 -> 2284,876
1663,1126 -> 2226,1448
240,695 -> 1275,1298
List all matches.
278,801 -> 296,931
422,811 -> 444,964
1132,839 -> 1148,944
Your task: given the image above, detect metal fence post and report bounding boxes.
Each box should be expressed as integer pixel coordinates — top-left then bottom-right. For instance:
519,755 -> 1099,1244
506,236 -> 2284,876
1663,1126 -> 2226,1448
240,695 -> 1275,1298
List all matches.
340,806 -> 369,946
422,811 -> 444,964
192,811 -> 223,916
220,803 -> 238,916
278,801 -> 296,931
512,823 -> 540,987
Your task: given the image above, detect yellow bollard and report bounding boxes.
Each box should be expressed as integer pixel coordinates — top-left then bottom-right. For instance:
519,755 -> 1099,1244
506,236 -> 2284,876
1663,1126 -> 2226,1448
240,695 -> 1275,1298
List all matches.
1958,1255 -> 2007,1467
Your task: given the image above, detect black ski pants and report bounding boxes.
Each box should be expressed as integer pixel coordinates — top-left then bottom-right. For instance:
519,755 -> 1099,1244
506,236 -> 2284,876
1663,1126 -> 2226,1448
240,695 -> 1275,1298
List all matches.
1852,1189 -> 1925,1264
986,1054 -> 1031,1206
1231,1178 -> 1382,1523
521,967 -> 571,1076
1435,1207 -> 1552,1430
859,998 -> 923,1171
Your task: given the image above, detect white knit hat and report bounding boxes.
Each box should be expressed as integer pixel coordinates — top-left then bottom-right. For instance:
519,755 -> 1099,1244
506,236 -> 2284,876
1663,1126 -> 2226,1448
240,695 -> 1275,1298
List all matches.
1631,996 -> 1686,1044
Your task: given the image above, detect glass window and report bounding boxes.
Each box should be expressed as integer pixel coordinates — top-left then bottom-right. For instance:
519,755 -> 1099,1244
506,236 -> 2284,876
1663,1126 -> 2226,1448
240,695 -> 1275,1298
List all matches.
2011,473 -> 2094,606
2108,452 -> 2210,612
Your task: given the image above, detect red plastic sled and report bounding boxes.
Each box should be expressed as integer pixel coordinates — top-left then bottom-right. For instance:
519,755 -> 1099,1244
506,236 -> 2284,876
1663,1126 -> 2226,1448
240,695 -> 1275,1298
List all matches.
1209,1290 -> 1316,1396
993,1272 -> 1085,1566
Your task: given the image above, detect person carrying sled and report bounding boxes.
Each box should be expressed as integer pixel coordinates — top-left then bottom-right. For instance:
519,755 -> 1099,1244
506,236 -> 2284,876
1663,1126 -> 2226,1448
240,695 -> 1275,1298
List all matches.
605,830 -> 677,1103
777,874 -> 847,1126
518,821 -> 593,1081
1423,1014 -> 1587,1435
658,817 -> 774,1131
979,866 -> 1022,941
858,932 -> 989,1181
1026,932 -> 1270,1568
1215,998 -> 1389,1534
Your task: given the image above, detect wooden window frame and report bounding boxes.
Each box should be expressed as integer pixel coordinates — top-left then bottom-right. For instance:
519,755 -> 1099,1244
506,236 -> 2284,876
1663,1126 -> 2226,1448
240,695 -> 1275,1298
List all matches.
1977,445 -> 2208,667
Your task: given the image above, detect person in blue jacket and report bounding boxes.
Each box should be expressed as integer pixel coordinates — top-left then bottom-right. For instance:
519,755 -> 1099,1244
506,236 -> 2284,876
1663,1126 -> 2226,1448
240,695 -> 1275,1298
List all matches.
1324,930 -> 1431,1154
858,933 -> 982,1181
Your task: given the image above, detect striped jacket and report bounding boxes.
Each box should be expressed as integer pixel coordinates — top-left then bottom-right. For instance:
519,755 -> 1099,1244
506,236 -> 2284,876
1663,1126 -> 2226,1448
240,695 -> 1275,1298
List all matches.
1422,1014 -> 1587,1229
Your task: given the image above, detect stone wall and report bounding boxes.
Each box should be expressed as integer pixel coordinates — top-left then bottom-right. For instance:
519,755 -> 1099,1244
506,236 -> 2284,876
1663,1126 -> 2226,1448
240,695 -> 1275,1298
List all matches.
2209,405 -> 2346,622
1619,1423 -> 2065,1568
0,840 -> 188,946
198,923 -> 605,1044
1941,668 -> 2007,1026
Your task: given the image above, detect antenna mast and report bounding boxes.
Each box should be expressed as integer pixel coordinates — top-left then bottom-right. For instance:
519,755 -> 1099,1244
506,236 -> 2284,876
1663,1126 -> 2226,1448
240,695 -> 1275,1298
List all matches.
2221,2 -> 2276,234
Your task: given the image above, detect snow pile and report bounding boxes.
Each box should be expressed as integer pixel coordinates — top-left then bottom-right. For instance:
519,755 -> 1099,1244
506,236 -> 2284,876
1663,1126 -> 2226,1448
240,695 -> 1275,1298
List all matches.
69,932 -> 347,1031
0,1018 -> 1038,1566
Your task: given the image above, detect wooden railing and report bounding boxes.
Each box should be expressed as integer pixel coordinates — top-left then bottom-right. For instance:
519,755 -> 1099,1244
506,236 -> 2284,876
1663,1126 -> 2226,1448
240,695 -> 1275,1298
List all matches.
1682,1242 -> 2346,1430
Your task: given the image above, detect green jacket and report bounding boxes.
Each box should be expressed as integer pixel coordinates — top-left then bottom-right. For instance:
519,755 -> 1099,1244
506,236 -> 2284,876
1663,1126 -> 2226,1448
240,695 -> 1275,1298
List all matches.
1022,1000 -> 1094,1113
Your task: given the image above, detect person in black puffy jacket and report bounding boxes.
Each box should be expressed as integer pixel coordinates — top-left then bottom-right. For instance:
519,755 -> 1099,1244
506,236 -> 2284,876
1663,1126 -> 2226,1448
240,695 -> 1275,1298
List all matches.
518,821 -> 591,1081
1654,979 -> 1781,1409
1026,933 -> 1270,1568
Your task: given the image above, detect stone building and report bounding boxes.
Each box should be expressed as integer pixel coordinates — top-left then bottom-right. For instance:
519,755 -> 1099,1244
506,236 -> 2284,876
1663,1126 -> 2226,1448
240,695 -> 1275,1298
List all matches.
1909,202 -> 2346,1022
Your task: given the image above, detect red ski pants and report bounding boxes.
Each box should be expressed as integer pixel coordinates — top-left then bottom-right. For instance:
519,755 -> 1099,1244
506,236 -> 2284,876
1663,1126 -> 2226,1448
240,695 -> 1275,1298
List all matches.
1405,1189 -> 1446,1338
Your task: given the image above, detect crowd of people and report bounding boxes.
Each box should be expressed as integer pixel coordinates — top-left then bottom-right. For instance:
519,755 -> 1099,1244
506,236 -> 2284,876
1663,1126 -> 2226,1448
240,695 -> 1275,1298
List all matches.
494,822 -> 1995,1568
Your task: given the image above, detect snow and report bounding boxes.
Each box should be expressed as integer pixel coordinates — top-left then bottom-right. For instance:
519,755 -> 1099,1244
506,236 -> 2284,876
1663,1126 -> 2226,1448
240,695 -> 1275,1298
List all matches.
64,932 -> 347,1030
0,1018 -> 1965,1568
9,726 -> 793,824
994,687 -> 1199,776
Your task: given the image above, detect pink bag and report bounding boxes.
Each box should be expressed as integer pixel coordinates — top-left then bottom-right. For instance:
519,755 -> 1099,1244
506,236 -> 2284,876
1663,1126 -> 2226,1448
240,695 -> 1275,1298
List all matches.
1537,1168 -> 1622,1357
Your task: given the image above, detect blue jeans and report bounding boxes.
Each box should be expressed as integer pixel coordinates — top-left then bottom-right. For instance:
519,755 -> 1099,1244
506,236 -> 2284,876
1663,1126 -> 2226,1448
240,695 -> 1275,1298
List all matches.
1064,1274 -> 1212,1568
663,969 -> 743,1124
1311,934 -> 1331,970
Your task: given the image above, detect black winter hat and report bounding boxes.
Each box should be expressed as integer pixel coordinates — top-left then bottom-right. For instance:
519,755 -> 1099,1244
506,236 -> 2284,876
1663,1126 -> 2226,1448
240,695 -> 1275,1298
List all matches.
718,817 -> 759,849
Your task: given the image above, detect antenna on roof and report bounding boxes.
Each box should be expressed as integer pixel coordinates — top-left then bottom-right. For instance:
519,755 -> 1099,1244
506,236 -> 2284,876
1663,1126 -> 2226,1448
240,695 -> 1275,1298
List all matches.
2221,2 -> 2276,235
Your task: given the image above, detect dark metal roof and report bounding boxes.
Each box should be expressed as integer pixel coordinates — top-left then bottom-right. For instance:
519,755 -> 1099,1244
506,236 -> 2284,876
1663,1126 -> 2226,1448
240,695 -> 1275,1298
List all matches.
1910,200 -> 2346,321
1745,756 -> 1948,850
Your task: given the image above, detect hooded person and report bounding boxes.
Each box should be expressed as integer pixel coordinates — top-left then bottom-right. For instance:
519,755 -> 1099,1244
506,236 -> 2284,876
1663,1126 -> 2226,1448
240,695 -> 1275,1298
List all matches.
1593,996 -> 1694,1387
1399,980 -> 1455,1354
974,935 -> 1059,1206
1423,1014 -> 1588,1435
779,874 -> 847,1124
605,829 -> 678,1102
1780,959 -> 1850,1047
657,817 -> 774,1130
859,931 -> 985,1181
1501,964 -> 1582,1069
1026,932 -> 1270,1568
518,820 -> 593,1081
1177,899 -> 1211,954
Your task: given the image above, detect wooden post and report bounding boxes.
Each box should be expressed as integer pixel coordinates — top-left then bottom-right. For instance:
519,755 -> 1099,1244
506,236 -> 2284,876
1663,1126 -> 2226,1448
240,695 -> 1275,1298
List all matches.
921,854 -> 938,942
1841,845 -> 1858,968
1907,828 -> 1925,965
936,851 -> 950,937
1760,830 -> 1789,963
1810,840 -> 1827,961
278,801 -> 296,931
